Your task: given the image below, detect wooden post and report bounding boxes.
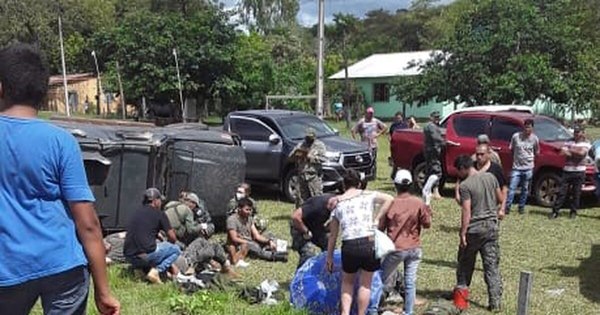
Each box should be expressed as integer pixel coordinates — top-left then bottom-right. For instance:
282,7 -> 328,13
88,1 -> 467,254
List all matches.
517,271 -> 533,315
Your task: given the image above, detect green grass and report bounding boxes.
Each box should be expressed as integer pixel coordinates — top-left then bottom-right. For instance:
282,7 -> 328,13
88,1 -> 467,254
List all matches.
33,120 -> 600,314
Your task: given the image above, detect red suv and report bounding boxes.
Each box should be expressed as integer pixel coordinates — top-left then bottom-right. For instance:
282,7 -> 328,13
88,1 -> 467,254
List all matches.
390,109 -> 596,207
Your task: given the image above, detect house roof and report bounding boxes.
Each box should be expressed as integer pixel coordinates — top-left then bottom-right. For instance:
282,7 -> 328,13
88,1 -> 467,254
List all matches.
49,73 -> 95,86
328,50 -> 441,80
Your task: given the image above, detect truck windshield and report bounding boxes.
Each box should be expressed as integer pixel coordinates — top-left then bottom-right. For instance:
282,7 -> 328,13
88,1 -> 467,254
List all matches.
277,116 -> 337,140
534,117 -> 572,142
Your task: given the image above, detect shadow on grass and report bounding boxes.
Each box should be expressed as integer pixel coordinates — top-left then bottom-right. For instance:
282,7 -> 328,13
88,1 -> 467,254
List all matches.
438,225 -> 460,234
421,258 -> 457,270
544,244 -> 600,303
271,215 -> 292,222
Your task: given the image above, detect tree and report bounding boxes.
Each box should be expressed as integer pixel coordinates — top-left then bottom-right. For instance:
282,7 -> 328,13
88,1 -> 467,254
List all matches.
238,0 -> 299,34
395,0 -> 600,115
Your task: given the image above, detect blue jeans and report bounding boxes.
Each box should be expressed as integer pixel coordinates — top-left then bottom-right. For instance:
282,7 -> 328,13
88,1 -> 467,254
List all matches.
381,248 -> 422,315
506,169 -> 533,212
0,266 -> 89,315
128,242 -> 181,273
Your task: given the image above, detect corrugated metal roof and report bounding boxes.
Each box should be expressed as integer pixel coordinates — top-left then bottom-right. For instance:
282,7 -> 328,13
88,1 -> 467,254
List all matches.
328,50 -> 441,80
48,73 -> 95,85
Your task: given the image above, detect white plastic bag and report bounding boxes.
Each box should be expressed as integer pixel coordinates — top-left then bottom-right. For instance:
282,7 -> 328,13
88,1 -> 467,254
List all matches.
374,229 -> 395,259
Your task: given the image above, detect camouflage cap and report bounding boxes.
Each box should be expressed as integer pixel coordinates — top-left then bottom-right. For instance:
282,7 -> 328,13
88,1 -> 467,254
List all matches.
144,187 -> 165,201
305,127 -> 316,138
185,192 -> 200,206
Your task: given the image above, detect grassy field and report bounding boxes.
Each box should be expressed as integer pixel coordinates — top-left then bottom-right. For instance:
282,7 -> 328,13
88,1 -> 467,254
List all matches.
33,119 -> 600,315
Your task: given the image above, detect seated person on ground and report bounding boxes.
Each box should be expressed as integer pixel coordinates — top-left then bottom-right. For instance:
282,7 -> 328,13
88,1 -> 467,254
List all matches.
124,188 -> 182,284
174,237 -> 239,279
104,231 -> 127,264
165,191 -> 204,245
184,192 -> 215,239
226,198 -> 288,267
227,183 -> 267,232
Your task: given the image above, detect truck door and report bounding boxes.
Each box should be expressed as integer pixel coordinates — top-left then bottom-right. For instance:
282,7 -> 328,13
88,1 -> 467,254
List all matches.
445,114 -> 490,177
229,116 -> 283,180
490,117 -> 521,176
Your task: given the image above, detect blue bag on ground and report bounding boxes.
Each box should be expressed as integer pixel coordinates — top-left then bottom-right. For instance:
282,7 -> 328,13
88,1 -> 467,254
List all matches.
290,250 -> 383,315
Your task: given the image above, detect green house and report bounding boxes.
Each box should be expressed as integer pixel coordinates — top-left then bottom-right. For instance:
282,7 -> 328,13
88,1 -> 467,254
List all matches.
329,51 -> 590,120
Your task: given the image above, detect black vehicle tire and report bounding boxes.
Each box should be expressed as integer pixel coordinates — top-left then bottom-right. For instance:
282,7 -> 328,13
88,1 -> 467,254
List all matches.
283,169 -> 299,203
533,171 -> 561,207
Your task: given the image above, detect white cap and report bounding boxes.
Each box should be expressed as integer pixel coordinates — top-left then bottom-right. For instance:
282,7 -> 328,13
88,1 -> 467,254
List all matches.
393,169 -> 412,185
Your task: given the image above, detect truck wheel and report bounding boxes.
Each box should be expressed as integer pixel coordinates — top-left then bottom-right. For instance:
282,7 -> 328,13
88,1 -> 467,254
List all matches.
413,161 -> 428,190
533,171 -> 561,207
283,169 -> 299,203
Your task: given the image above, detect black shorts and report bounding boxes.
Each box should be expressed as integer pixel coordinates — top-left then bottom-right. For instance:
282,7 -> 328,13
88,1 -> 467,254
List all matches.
341,236 -> 380,273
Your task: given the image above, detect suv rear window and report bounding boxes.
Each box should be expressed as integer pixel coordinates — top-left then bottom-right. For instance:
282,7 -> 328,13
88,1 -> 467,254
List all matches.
453,116 -> 488,137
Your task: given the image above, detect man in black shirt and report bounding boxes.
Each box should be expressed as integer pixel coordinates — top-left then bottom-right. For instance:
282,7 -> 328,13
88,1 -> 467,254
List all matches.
124,188 -> 181,284
475,144 -> 507,212
290,194 -> 338,268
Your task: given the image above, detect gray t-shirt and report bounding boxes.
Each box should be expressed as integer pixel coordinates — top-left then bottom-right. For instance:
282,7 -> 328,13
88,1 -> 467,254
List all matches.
459,172 -> 499,233
226,213 -> 254,241
510,132 -> 539,170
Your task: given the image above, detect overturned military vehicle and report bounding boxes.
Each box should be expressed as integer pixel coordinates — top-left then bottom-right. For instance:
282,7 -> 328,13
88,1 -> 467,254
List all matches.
51,118 -> 246,232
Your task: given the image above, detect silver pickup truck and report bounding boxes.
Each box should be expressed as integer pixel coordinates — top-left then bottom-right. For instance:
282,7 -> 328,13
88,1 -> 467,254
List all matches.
224,110 -> 376,201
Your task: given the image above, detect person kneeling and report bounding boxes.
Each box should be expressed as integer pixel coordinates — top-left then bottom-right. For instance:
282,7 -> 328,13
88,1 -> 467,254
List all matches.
226,198 -> 288,267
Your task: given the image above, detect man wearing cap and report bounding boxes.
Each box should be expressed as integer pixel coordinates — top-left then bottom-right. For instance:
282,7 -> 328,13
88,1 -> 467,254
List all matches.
377,170 -> 431,314
289,127 -> 327,207
505,119 -> 539,215
423,111 -> 445,199
124,188 -> 181,284
186,192 -> 215,239
550,125 -> 591,219
290,193 -> 338,268
165,192 -> 205,245
352,107 -> 387,174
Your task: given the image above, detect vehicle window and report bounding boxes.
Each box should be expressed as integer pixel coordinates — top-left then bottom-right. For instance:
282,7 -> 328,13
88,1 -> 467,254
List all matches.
453,116 -> 488,137
534,117 -> 573,142
277,115 -> 336,140
491,118 -> 521,142
232,118 -> 272,141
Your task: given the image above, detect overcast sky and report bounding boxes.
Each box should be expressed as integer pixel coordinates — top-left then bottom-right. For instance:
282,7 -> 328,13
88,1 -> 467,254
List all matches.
220,0 -> 423,26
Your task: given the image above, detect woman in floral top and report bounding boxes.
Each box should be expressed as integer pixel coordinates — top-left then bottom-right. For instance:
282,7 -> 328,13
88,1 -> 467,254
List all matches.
326,170 -> 393,315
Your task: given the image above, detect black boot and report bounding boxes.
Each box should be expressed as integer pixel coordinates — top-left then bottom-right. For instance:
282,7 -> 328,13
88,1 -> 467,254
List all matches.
272,252 -> 288,263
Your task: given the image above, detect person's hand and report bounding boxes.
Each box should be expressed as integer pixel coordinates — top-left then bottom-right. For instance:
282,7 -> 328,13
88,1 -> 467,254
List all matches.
498,209 -> 505,220
269,240 -> 276,251
325,255 -> 334,273
95,292 -> 120,315
460,234 -> 467,248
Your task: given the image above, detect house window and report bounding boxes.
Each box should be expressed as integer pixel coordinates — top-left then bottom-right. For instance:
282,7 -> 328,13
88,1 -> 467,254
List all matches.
373,83 -> 390,103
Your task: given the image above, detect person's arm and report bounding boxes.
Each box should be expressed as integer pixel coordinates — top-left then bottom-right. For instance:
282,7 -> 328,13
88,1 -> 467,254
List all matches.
495,187 -> 505,220
375,119 -> 387,137
534,136 -> 540,156
459,199 -> 471,248
291,207 -> 309,233
184,209 -> 202,234
420,203 -> 432,229
373,192 -> 394,225
455,179 -> 461,205
227,228 -> 248,245
250,223 -> 275,250
166,229 -> 178,243
201,210 -> 216,237
351,120 -> 361,140
326,217 -> 339,272
159,213 -> 177,243
71,202 -> 120,315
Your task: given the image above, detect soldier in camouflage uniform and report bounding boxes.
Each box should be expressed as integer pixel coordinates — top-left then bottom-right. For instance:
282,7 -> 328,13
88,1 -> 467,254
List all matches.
184,192 -> 215,239
165,192 -> 203,246
453,155 -> 504,312
289,128 -> 326,207
176,237 -> 238,278
423,111 -> 444,199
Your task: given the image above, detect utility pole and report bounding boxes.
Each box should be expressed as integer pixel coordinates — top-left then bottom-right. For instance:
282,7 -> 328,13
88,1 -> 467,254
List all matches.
316,0 -> 325,119
116,61 -> 126,119
173,48 -> 185,121
91,51 -> 103,116
58,16 -> 70,117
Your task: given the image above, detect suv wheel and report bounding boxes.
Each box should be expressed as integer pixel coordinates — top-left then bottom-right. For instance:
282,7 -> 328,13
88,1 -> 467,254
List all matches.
412,161 -> 445,192
283,169 -> 299,203
533,171 -> 560,207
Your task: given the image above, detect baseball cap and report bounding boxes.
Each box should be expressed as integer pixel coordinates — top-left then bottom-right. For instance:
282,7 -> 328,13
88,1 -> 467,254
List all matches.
393,169 -> 413,185
185,192 -> 200,206
477,134 -> 490,144
366,107 -> 374,113
144,187 -> 165,201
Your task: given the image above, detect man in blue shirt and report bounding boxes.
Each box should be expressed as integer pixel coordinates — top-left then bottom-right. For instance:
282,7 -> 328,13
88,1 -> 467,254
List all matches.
0,43 -> 119,314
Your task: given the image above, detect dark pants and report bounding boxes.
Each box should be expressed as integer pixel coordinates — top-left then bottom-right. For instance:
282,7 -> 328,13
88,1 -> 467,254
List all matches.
553,171 -> 585,214
456,226 -> 502,308
291,225 -> 328,269
424,148 -> 442,180
183,237 -> 228,269
0,266 -> 89,315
